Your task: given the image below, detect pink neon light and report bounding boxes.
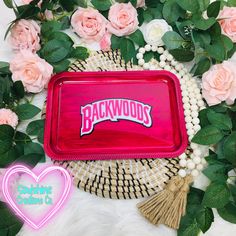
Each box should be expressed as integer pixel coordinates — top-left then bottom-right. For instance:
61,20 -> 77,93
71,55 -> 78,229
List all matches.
1,165 -> 72,229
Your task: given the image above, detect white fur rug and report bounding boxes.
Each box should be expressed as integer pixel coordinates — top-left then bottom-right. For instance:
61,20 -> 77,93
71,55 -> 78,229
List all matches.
1,2 -> 236,235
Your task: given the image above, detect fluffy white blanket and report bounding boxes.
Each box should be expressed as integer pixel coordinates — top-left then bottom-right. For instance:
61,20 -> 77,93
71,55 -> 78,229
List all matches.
1,2 -> 236,236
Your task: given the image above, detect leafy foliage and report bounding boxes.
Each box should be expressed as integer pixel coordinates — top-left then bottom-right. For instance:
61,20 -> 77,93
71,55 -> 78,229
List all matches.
186,101 -> 236,234
2,1 -> 236,235
0,66 -> 45,170
0,201 -> 23,236
178,187 -> 214,236
39,21 -> 89,72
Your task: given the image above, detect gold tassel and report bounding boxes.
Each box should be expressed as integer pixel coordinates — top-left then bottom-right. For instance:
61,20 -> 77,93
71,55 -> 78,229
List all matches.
137,175 -> 193,229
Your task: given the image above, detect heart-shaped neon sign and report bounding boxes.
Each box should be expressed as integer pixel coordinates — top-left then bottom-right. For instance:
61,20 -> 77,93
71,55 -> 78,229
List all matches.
1,165 -> 72,229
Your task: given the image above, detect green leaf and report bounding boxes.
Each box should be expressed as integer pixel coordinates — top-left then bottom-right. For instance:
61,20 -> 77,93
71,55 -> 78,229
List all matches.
47,32 -> 73,46
178,187 -> 206,236
73,0 -> 87,8
0,125 -> 14,154
24,142 -> 44,156
218,202 -> 236,224
0,145 -> 23,168
0,139 -> 13,155
199,108 -> 210,128
220,35 -> 234,54
198,0 -> 210,12
129,0 -> 137,8
143,9 -> 154,22
192,30 -> 211,48
229,184 -> 236,203
41,39 -> 70,63
186,187 -> 205,215
26,119 -> 45,136
145,0 -> 158,8
137,8 -> 144,25
60,16 -> 71,30
70,47 -> 90,60
176,0 -> 199,12
143,52 -> 154,62
223,132 -> 236,164
14,131 -> 31,144
0,201 -> 23,236
111,35 -> 122,50
228,44 -> 236,58
176,21 -> 193,39
162,31 -> 184,50
129,29 -> 145,47
91,0 -> 112,11
202,160 -> 231,182
169,49 -> 194,62
193,58 -> 211,76
178,217 -> 200,236
0,148 -> 17,167
59,0 -> 76,11
216,137 -> 227,160
13,81 -> 24,99
37,128 -> 44,144
3,0 -> 13,8
202,182 -> 230,208
207,1 -> 221,18
163,0 -> 185,23
0,61 -> 10,74
207,109 -> 232,131
192,125 -> 224,145
41,21 -> 62,36
120,38 -> 136,63
227,0 -> 236,7
209,22 -> 221,38
16,4 -> 40,20
52,60 -> 70,73
13,153 -> 43,167
196,207 -> 214,233
206,35 -> 233,61
15,104 -> 40,120
146,7 -> 163,20
0,124 -> 14,140
0,76 -> 12,105
211,103 -> 228,113
193,17 -> 216,30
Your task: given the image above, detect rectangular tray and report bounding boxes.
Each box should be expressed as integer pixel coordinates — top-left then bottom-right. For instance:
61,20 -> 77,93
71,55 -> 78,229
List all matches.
44,71 -> 187,160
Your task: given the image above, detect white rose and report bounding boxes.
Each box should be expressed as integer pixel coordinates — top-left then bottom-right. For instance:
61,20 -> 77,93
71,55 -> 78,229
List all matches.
143,19 -> 172,46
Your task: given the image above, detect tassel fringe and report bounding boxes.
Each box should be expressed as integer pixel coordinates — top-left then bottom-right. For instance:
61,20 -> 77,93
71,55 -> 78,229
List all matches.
137,175 -> 193,229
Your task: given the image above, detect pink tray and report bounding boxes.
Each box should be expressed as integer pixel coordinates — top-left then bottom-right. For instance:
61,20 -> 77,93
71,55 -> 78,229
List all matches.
44,71 -> 188,160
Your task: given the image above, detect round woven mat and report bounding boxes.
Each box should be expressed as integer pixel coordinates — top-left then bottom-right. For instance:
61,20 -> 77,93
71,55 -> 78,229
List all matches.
42,50 -> 183,199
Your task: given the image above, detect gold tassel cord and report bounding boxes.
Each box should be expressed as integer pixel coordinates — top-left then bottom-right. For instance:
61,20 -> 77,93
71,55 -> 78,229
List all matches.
137,175 -> 193,229
137,176 -> 184,225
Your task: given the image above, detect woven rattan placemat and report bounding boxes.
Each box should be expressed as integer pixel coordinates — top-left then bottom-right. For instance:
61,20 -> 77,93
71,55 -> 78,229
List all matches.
42,50 -> 182,199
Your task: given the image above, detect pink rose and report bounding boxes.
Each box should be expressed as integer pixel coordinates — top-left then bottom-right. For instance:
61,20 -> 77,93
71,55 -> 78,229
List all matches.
0,108 -> 18,128
10,50 -> 53,93
44,10 -> 53,20
9,19 -> 41,52
218,7 -> 236,43
100,32 -> 111,51
22,0 -> 33,3
202,61 -> 236,106
21,0 -> 42,5
71,8 -> 107,42
137,0 -> 145,8
107,3 -> 139,37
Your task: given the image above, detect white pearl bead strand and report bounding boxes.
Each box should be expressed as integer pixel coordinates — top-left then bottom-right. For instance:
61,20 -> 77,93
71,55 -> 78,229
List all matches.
136,45 -> 207,179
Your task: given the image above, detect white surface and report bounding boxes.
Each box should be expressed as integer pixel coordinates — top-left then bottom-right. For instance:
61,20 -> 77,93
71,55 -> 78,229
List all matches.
0,2 -> 236,236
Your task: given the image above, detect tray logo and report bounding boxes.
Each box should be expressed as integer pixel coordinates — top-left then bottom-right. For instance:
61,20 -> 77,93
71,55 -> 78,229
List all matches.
81,98 -> 152,136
